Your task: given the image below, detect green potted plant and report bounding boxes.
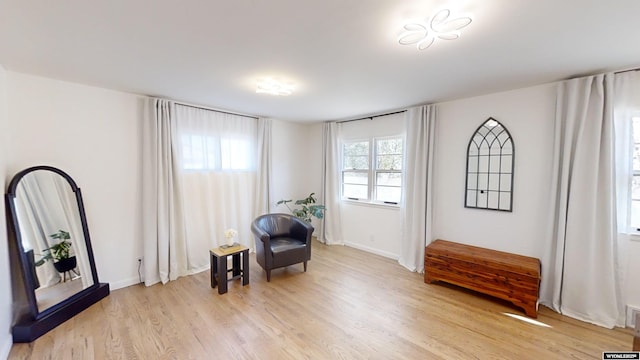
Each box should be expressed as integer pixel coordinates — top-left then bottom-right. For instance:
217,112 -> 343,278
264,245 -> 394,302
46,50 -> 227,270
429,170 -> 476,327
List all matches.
277,193 -> 326,223
35,230 -> 77,273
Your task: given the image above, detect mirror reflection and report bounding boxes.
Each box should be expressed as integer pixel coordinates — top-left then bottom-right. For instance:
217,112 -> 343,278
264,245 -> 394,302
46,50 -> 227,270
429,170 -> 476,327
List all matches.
13,170 -> 95,312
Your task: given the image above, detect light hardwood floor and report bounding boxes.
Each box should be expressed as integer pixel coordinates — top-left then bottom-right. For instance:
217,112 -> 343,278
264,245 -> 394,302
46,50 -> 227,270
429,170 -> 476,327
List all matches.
9,242 -> 633,359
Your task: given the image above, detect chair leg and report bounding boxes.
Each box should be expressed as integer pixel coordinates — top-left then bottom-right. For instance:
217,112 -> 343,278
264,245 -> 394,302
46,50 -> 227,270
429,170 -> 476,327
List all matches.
303,261 -> 307,272
266,270 -> 271,282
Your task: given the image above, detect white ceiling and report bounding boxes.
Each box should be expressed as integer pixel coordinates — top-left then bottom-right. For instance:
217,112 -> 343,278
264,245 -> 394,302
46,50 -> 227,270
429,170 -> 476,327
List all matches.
1,0 -> 640,122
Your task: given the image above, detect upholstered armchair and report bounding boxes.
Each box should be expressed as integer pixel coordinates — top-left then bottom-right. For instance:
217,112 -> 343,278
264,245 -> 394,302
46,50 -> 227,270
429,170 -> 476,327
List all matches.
251,213 -> 314,282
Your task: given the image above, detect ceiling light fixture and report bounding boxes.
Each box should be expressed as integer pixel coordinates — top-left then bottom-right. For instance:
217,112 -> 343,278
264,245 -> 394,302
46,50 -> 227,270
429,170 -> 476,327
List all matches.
398,9 -> 472,51
256,78 -> 294,96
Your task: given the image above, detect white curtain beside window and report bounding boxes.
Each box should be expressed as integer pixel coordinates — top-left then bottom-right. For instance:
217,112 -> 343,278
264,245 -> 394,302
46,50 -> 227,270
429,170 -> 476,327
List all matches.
254,118 -> 272,222
142,98 -> 187,285
320,121 -> 344,244
541,73 -> 625,328
173,105 -> 257,269
399,105 -> 437,272
142,99 -> 263,284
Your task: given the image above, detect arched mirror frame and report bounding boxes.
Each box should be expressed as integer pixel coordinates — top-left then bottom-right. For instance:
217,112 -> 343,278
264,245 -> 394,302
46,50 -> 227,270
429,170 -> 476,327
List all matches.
6,165 -> 109,342
464,118 -> 515,212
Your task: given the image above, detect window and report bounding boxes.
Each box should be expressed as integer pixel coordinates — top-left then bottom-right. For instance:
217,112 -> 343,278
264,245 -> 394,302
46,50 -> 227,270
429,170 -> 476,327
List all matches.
180,134 -> 254,171
342,137 -> 403,204
342,141 -> 369,199
631,117 -> 640,230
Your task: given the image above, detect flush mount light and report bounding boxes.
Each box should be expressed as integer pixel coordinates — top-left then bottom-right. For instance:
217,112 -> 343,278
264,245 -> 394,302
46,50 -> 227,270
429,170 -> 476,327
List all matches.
398,8 -> 472,50
256,78 -> 294,96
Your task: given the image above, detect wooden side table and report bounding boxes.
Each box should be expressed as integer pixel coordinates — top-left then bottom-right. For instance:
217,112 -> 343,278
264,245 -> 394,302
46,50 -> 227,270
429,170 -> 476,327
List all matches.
210,245 -> 249,294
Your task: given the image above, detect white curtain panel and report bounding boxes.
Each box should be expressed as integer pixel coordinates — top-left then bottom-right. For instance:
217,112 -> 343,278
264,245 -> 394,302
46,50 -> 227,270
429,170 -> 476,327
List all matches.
173,104 -> 258,272
142,98 -> 188,285
541,73 -> 625,328
399,105 -> 437,272
320,121 -> 344,244
254,117 -> 272,222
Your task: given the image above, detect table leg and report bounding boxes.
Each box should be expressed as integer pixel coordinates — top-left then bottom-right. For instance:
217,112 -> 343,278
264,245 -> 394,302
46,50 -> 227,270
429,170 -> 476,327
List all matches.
210,252 -> 218,288
242,250 -> 249,286
232,253 -> 241,278
217,254 -> 228,294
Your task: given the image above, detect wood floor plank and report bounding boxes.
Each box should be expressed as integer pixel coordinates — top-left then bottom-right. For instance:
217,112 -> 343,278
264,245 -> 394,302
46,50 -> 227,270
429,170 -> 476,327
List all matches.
8,242 -> 633,359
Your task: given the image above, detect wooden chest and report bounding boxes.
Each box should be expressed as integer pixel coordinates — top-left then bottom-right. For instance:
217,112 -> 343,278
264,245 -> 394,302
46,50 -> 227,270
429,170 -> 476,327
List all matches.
425,239 -> 541,318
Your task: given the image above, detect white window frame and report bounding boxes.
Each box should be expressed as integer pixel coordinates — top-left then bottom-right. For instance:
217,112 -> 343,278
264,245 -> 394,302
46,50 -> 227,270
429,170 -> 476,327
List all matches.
629,116 -> 640,235
341,136 -> 404,206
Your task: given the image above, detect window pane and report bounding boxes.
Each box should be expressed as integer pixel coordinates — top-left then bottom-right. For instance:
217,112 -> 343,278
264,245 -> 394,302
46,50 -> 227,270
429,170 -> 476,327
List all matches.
633,176 -> 640,200
376,154 -> 402,170
634,144 -> 640,172
344,184 -> 368,199
377,138 -> 403,155
344,142 -> 369,156
633,117 -> 640,143
376,172 -> 401,186
376,186 -> 401,203
343,171 -> 368,185
221,138 -> 254,170
344,155 -> 369,170
632,200 -> 640,229
181,134 -> 217,170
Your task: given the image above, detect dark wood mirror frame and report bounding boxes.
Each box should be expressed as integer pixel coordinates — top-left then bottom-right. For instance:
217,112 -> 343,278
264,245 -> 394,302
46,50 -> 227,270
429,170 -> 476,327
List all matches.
5,165 -> 109,343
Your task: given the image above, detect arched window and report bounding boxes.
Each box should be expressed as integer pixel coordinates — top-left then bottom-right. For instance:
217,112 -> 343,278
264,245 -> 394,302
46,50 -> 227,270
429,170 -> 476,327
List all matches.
465,118 -> 514,211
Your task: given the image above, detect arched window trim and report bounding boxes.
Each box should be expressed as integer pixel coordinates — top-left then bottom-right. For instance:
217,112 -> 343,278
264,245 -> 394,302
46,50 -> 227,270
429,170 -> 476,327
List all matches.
464,117 -> 515,212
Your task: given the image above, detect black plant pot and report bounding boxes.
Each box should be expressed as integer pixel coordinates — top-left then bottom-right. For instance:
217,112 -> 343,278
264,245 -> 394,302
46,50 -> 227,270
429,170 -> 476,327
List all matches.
53,256 -> 77,273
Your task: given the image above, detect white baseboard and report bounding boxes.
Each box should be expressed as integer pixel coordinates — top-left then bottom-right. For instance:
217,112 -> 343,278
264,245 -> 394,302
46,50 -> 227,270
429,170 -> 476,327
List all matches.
343,242 -> 399,260
108,276 -> 142,291
1,333 -> 12,360
627,305 -> 640,328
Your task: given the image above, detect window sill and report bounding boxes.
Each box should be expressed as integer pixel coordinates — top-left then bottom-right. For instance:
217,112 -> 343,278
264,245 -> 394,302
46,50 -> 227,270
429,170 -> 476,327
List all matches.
341,198 -> 401,210
629,233 -> 640,242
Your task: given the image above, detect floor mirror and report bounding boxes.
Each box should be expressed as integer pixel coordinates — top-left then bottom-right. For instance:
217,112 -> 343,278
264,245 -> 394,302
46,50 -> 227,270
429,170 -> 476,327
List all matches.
5,165 -> 109,342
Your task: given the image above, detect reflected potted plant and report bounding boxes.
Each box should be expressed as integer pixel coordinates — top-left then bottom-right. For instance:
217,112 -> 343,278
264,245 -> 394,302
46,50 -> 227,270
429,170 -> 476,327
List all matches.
277,193 -> 326,223
35,230 -> 77,273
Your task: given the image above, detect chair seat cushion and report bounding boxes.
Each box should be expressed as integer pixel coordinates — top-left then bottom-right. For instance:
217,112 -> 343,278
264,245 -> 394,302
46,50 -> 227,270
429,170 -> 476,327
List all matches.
270,237 -> 306,254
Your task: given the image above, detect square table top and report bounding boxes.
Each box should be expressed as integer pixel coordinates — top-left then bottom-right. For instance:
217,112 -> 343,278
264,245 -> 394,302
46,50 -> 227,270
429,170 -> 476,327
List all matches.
210,244 -> 249,257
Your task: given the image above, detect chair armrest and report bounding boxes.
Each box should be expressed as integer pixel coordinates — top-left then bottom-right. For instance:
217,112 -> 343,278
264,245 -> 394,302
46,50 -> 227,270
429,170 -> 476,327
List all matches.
290,218 -> 314,244
251,222 -> 271,243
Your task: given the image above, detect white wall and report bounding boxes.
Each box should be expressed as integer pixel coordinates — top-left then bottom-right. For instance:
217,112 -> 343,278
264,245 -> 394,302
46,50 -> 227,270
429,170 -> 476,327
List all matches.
433,84 -> 556,258
270,119 -> 323,216
0,65 -> 13,360
6,72 -> 143,290
626,240 -> 640,322
339,113 -> 404,258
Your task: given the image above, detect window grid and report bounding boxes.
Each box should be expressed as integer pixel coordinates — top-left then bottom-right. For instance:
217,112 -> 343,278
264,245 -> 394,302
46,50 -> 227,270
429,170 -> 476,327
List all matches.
342,137 -> 403,205
465,118 -> 514,211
